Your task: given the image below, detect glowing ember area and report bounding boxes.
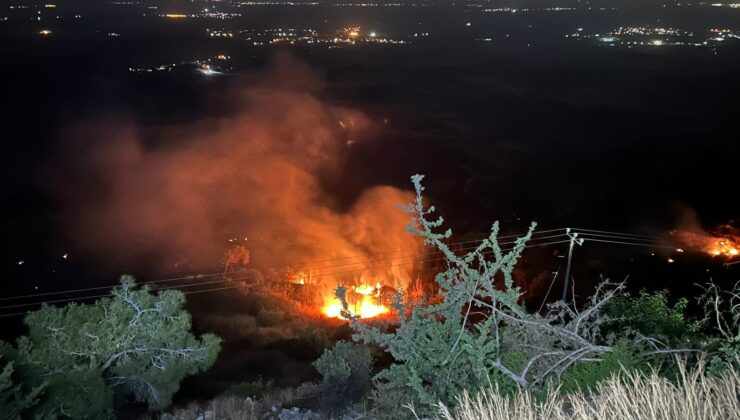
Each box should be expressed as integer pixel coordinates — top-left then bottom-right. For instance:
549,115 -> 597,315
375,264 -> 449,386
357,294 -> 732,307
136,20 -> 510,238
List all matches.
322,298 -> 389,319
671,226 -> 740,258
343,27 -> 361,39
709,239 -> 739,257
323,283 -> 389,319
354,284 -> 380,296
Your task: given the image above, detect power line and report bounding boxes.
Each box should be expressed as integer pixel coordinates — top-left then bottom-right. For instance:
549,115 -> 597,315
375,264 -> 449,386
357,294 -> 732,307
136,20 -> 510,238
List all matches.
0,284 -> 245,319
1,230 -> 568,303
0,238 -> 573,312
578,237 -> 679,250
0,273 -> 267,313
0,229 -> 685,315
0,278 -> 236,311
294,227 -> 568,266
572,231 -> 665,243
569,228 -> 658,240
291,233 -> 570,272
0,272 -> 230,302
1,228 -> 678,306
287,239 -> 574,283
260,236 -> 572,282
3,277 -> 275,315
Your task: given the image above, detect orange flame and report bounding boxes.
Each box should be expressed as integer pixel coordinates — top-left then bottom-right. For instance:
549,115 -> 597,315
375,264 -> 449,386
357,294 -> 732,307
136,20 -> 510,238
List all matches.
322,283 -> 389,319
354,285 -> 376,295
322,298 -> 389,319
709,239 -> 739,257
671,227 -> 740,258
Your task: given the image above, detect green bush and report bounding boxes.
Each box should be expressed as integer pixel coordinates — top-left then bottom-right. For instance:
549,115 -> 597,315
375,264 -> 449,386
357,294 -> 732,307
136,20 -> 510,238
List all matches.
294,327 -> 330,359
336,175 -> 686,417
697,282 -> 740,376
256,307 -> 285,327
0,356 -> 45,420
708,336 -> 740,376
0,276 -> 221,418
559,343 -> 646,394
313,341 -> 372,411
226,376 -> 276,399
604,290 -> 698,348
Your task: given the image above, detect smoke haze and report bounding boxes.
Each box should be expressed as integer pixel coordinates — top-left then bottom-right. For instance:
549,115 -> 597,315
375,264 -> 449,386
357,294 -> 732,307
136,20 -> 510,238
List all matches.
55,54 -> 423,291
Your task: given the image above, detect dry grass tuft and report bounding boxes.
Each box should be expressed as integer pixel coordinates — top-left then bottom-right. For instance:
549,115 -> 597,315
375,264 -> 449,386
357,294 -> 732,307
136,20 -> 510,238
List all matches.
167,383 -> 319,419
169,395 -> 259,420
434,362 -> 740,420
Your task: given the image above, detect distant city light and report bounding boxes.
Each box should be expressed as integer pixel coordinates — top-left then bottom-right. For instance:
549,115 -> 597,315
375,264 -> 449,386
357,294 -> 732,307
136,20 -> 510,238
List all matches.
196,65 -> 221,76
39,29 -> 52,36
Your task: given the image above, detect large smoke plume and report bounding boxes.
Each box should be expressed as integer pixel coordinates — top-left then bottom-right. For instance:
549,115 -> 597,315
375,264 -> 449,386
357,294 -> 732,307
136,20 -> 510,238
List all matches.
55,55 -> 423,292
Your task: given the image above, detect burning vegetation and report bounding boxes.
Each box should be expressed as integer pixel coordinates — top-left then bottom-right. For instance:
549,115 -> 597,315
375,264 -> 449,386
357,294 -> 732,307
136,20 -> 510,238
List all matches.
278,264 -> 414,320
322,282 -> 389,319
222,238 -> 425,320
670,224 -> 740,258
60,55 -> 427,320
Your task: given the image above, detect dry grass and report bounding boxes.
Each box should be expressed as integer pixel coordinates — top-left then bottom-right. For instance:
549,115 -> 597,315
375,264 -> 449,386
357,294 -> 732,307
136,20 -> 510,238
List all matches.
169,395 -> 259,420
434,363 -> 740,420
167,383 -> 318,419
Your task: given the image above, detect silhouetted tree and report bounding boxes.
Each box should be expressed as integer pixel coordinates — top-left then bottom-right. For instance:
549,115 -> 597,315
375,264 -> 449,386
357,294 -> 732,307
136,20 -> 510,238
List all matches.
1,276 -> 221,418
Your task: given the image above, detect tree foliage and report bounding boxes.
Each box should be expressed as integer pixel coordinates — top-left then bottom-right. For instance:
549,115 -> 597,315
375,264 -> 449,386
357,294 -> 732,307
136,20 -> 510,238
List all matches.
604,290 -> 698,348
336,175 -> 681,417
558,343 -> 646,394
698,281 -> 740,375
0,355 -> 45,420
313,341 -> 372,410
1,276 -> 221,418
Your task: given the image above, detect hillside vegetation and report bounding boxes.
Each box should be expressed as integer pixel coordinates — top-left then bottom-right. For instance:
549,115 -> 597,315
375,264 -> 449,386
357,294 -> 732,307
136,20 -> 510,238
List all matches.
3,176 -> 740,419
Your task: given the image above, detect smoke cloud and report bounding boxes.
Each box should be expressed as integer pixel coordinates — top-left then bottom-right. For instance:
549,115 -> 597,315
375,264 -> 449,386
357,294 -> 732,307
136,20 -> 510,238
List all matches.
55,54 -> 423,291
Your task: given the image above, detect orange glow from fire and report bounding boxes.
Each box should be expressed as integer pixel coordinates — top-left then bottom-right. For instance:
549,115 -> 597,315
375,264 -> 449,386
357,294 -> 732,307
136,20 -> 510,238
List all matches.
343,27 -> 361,39
322,282 -> 389,319
671,227 -> 740,258
354,285 -> 375,295
60,58 -> 425,321
709,239 -> 739,257
322,297 -> 389,319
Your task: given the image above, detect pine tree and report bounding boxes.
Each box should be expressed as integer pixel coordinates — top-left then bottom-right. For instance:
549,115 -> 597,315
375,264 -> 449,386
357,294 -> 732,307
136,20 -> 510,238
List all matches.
2,276 -> 221,418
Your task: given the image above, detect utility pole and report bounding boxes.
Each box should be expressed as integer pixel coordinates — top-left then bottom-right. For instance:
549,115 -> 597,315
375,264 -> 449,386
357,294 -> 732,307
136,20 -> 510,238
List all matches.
561,228 -> 584,303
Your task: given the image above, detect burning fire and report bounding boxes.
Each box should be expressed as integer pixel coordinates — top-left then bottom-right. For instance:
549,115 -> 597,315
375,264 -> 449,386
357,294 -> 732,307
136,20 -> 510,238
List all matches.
61,59 -> 426,322
322,283 -> 389,319
671,225 -> 740,258
342,27 -> 361,39
709,239 -> 739,257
